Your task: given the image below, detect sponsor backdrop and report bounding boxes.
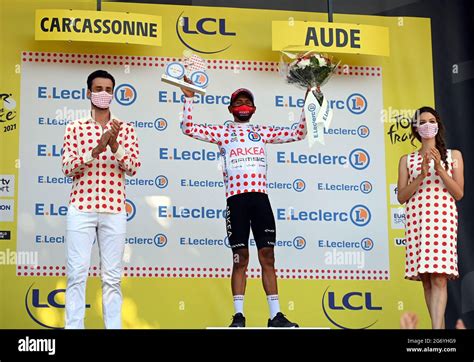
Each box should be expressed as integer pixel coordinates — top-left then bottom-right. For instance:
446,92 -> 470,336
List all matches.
0,1 -> 434,329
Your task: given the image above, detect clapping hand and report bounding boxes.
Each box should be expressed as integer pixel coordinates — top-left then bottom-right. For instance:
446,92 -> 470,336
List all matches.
108,119 -> 121,153
430,147 -> 443,171
92,131 -> 112,158
420,152 -> 430,179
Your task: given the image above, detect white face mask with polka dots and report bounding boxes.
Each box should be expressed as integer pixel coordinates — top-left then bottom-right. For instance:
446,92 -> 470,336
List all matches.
91,91 -> 113,109
417,122 -> 438,139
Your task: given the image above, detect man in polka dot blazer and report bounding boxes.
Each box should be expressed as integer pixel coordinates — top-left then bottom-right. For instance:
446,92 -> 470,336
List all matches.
62,70 -> 141,329
180,80 -> 308,328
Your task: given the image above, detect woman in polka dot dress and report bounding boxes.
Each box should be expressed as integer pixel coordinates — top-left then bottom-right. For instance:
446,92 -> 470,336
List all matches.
397,106 -> 464,329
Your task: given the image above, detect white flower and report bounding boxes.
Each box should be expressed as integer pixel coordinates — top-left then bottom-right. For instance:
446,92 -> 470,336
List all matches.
314,54 -> 327,67
297,58 -> 311,68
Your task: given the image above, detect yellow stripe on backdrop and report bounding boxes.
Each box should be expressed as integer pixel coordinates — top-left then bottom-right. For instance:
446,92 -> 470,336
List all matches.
0,0 -> 432,328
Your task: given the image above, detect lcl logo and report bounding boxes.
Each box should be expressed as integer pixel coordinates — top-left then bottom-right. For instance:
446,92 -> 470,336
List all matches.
25,284 -> 90,329
322,286 -> 382,329
176,12 -> 236,54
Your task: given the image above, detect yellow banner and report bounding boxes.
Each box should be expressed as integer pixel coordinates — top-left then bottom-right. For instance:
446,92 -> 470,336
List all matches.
35,9 -> 162,46
272,21 -> 389,56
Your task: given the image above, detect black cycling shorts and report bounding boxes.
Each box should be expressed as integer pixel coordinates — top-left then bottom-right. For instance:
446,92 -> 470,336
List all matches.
226,192 -> 276,250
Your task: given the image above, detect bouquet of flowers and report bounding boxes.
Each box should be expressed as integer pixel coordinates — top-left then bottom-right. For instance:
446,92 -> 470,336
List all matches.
280,51 -> 340,146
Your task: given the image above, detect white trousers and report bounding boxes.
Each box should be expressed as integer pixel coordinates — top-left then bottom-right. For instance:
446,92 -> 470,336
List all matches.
65,204 -> 127,329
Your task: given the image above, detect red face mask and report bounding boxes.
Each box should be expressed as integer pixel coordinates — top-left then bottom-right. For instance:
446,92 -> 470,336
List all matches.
231,105 -> 255,122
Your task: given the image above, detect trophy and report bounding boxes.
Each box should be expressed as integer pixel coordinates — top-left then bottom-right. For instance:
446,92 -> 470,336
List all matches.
161,53 -> 209,95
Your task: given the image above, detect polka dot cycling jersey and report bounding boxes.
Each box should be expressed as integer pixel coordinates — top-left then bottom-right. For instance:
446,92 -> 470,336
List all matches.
180,97 -> 307,198
61,115 -> 141,213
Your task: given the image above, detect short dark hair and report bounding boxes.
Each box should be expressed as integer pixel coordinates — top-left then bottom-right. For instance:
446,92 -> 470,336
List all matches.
87,70 -> 115,90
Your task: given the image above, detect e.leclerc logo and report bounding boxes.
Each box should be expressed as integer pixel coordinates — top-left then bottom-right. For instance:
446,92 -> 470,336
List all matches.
114,84 -> 137,106
346,93 -> 368,114
275,93 -> 368,116
276,148 -> 370,170
248,131 -> 261,142
277,204 -> 372,227
125,199 -> 136,221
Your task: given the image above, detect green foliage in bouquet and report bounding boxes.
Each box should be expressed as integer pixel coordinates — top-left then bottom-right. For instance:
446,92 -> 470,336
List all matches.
281,52 -> 339,90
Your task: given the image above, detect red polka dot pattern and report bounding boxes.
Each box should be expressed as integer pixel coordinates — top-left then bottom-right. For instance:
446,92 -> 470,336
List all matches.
15,264 -> 389,280
404,150 -> 458,281
21,52 -> 382,76
180,98 -> 307,198
62,117 -> 141,213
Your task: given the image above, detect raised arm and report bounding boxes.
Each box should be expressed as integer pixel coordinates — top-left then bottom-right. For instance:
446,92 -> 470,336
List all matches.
259,109 -> 307,144
180,95 -> 220,144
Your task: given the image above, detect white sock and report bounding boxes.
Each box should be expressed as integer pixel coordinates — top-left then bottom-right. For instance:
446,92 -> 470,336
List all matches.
233,295 -> 244,315
267,294 -> 280,319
